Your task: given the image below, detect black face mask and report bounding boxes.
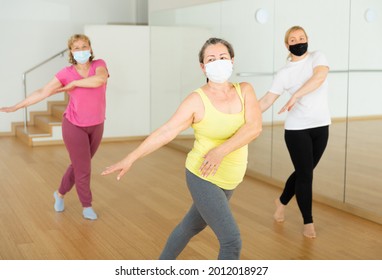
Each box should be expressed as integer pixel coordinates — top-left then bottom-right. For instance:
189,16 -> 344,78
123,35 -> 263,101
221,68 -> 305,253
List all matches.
289,42 -> 308,56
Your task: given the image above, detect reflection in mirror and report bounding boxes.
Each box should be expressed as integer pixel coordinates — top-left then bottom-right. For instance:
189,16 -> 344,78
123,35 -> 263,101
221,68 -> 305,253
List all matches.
149,0 -> 382,223
346,73 -> 382,216
345,0 -> 382,218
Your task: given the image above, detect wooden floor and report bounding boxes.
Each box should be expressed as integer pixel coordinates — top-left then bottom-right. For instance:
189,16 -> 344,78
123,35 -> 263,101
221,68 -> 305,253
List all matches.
172,120 -> 382,222
0,137 -> 381,260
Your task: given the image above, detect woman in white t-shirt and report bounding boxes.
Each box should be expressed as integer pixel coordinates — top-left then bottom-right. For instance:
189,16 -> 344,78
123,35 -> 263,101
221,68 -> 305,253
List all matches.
259,26 -> 331,238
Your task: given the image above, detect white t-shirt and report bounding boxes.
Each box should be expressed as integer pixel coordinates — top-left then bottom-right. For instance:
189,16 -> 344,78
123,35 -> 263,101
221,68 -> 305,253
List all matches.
269,51 -> 331,130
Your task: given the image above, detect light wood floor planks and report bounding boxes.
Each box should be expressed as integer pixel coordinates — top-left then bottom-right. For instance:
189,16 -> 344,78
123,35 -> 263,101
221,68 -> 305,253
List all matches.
0,137 -> 381,260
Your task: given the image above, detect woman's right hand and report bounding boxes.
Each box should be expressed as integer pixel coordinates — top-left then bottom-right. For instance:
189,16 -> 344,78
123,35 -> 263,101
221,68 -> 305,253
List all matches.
101,156 -> 133,181
53,81 -> 77,93
0,106 -> 18,113
199,147 -> 224,177
278,95 -> 298,114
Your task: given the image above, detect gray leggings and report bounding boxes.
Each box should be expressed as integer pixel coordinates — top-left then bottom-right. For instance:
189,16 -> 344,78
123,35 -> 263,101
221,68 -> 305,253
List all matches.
159,169 -> 242,260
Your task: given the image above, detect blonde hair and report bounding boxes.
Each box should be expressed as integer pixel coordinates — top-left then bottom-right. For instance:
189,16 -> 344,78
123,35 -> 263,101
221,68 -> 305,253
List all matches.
284,26 -> 308,60
67,34 -> 94,65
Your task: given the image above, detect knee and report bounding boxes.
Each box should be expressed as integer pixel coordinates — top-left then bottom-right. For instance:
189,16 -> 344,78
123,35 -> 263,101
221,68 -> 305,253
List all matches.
296,170 -> 313,184
232,235 -> 242,251
218,233 -> 242,260
222,233 -> 242,252
75,169 -> 91,183
177,219 -> 207,237
187,224 -> 207,236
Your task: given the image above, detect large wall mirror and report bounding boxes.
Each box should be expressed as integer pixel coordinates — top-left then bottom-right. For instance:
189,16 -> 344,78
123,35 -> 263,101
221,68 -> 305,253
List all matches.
149,0 -> 382,224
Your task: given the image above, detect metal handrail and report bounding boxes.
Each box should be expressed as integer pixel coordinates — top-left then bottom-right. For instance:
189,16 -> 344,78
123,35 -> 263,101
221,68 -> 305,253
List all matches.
236,69 -> 382,77
22,48 -> 68,132
330,69 -> 382,73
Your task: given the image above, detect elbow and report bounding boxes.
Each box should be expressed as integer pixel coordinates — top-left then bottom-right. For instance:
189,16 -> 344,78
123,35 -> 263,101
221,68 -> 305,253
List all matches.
253,127 -> 262,140
101,75 -> 108,84
97,77 -> 108,87
259,103 -> 266,113
158,125 -> 178,146
258,100 -> 267,113
316,77 -> 325,87
315,74 -> 327,87
39,88 -> 53,99
95,74 -> 108,87
249,124 -> 262,141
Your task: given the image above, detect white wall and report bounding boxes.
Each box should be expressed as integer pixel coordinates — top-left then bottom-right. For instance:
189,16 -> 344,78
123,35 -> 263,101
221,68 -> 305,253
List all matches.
85,25 -> 151,138
0,0 -> 137,132
150,26 -> 212,134
148,0 -> 382,214
83,25 -> 210,138
149,0 -> 382,123
148,0 -> 220,14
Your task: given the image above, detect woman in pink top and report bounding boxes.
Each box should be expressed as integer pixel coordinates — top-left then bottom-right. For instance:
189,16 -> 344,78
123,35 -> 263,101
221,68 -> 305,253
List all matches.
0,34 -> 109,220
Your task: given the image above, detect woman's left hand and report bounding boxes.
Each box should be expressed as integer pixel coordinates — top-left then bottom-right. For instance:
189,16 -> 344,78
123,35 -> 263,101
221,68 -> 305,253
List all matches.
278,95 -> 298,114
54,81 -> 77,93
199,148 -> 224,177
101,157 -> 133,181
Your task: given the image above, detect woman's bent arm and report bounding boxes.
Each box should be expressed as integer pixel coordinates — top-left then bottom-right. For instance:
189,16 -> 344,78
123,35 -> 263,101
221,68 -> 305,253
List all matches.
200,82 -> 262,177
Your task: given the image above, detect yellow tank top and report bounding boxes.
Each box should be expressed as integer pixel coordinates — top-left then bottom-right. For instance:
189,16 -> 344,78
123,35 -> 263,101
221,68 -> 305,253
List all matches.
185,83 -> 248,190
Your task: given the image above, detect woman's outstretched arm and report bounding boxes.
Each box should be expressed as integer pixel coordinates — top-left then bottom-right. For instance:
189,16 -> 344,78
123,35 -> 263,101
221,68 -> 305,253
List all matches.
0,77 -> 62,113
101,92 -> 201,180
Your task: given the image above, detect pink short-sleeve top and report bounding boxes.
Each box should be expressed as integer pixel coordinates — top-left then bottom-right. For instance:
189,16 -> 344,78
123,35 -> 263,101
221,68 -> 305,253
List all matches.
55,59 -> 108,127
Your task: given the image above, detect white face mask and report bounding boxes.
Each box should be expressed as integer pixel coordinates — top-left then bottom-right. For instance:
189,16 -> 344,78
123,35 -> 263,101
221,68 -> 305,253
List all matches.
205,60 -> 233,83
73,50 -> 91,64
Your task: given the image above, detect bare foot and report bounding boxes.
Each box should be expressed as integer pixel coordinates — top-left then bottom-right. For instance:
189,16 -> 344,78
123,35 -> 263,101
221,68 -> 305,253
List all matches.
303,223 -> 316,238
273,198 -> 285,222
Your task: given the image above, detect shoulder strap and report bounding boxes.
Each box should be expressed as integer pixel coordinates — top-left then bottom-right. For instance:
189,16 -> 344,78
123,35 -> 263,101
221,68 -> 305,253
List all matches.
194,88 -> 213,109
232,83 -> 245,105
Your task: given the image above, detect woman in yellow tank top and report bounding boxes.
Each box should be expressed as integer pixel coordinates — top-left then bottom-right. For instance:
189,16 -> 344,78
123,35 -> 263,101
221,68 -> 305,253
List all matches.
102,38 -> 262,259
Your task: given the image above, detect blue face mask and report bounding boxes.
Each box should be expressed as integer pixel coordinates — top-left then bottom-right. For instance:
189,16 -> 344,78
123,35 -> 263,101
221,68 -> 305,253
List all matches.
73,50 -> 91,64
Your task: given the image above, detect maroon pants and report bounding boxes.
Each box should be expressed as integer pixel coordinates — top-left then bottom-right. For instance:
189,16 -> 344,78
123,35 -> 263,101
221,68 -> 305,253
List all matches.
58,117 -> 104,207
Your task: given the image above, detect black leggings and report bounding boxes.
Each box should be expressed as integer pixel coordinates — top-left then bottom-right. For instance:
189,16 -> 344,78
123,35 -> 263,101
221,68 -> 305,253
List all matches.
280,125 -> 329,224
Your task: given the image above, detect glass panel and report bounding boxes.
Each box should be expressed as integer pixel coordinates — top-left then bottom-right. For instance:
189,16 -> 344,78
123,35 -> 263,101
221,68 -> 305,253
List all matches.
270,0 -> 349,202
220,0 -> 274,177
149,3 -> 220,133
148,0 -> 382,222
346,0 -> 382,215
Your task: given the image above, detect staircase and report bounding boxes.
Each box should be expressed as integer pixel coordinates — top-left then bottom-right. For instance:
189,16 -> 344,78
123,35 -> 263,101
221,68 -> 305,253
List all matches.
11,48 -> 70,147
14,98 -> 67,147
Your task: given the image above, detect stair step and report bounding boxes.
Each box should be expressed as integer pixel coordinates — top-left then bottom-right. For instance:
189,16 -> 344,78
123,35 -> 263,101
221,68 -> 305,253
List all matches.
16,125 -> 50,136
15,125 -> 51,146
11,97 -> 68,146
15,115 -> 62,146
34,115 -> 62,131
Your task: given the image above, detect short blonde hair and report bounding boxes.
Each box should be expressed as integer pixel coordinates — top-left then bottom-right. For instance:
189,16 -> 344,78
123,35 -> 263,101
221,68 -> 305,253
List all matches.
284,26 -> 308,60
284,26 -> 308,45
67,34 -> 94,65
